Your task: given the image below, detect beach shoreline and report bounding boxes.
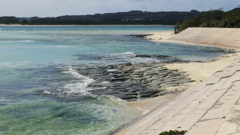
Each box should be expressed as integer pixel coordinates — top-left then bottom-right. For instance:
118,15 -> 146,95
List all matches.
145,31 -> 240,49
115,29 -> 240,134
126,30 -> 240,114
124,51 -> 240,124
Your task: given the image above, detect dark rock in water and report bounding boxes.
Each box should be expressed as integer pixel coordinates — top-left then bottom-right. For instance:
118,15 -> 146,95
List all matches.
116,89 -> 129,92
155,55 -> 171,58
125,63 -> 132,66
139,93 -> 154,98
120,82 -> 134,87
128,34 -> 153,38
150,94 -> 160,98
127,88 -> 140,92
136,54 -> 171,58
224,49 -> 236,54
204,48 -> 236,54
114,94 -> 138,100
75,61 -> 194,101
102,91 -> 120,95
149,91 -> 167,97
122,92 -> 138,96
128,88 -> 138,92
137,90 -> 159,95
136,54 -> 152,57
111,85 -> 127,90
88,82 -> 108,87
92,69 -> 106,74
130,85 -> 146,89
91,90 -> 109,95
106,65 -> 115,69
110,77 -> 127,82
116,63 -> 132,68
91,89 -> 121,95
108,74 -> 122,78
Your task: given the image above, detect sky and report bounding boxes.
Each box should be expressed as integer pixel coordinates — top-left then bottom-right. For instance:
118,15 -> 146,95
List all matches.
0,0 -> 239,17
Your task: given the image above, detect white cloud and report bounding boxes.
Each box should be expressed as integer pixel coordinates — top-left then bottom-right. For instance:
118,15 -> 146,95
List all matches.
0,0 -> 238,17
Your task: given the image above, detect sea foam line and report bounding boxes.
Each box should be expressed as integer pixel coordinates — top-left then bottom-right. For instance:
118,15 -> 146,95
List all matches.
62,66 -> 95,96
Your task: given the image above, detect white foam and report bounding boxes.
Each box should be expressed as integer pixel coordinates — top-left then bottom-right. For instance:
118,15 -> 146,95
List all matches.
0,40 -> 32,42
120,52 -> 161,64
101,52 -> 136,60
44,46 -> 76,48
97,52 -> 162,65
0,62 -> 29,68
127,57 -> 160,64
43,90 -> 51,95
62,66 -> 95,96
121,52 -> 135,55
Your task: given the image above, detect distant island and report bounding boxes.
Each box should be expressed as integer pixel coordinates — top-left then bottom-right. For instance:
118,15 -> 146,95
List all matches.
1,8 -> 239,28
0,10 -> 201,25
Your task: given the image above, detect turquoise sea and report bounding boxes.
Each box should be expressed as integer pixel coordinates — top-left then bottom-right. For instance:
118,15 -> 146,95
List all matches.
0,26 -> 227,135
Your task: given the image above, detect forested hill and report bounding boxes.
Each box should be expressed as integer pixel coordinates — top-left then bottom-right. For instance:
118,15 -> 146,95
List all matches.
176,7 -> 240,33
0,10 -> 201,25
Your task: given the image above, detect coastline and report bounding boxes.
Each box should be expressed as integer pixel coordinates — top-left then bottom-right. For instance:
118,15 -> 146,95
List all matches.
0,24 -> 174,27
145,31 -> 240,49
126,30 -> 240,114
116,30 -> 240,134
2,25 -> 239,134
146,30 -> 240,88
126,52 -> 240,116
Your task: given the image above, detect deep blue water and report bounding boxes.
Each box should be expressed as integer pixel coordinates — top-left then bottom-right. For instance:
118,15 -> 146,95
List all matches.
0,26 -> 226,135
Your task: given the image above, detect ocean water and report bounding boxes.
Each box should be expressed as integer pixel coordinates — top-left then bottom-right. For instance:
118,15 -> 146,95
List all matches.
0,26 -> 227,135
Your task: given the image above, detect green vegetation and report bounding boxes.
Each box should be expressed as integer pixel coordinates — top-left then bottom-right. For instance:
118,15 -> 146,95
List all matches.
0,10 -> 201,25
159,130 -> 187,135
1,8 -> 239,27
175,7 -> 240,33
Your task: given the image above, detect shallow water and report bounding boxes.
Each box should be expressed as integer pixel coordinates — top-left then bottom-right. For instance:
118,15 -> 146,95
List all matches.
0,26 -> 227,134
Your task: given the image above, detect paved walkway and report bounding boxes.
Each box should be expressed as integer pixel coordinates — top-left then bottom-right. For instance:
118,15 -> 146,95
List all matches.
116,56 -> 240,135
169,28 -> 240,49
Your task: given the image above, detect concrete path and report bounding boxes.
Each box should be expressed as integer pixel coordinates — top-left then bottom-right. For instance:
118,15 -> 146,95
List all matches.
116,57 -> 240,135
169,28 -> 240,48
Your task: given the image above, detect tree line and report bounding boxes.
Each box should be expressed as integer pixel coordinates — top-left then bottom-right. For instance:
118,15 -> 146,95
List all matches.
175,7 -> 240,33
0,10 -> 201,25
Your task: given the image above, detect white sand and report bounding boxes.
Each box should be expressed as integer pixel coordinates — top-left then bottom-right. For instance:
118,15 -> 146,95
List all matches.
165,52 -> 240,87
145,31 -> 174,42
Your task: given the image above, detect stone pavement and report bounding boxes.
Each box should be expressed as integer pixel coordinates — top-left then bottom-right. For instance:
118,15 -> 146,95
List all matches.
169,28 -> 240,49
116,57 -> 240,135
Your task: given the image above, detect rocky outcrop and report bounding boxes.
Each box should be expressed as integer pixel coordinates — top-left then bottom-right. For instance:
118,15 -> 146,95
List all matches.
75,62 -> 194,101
